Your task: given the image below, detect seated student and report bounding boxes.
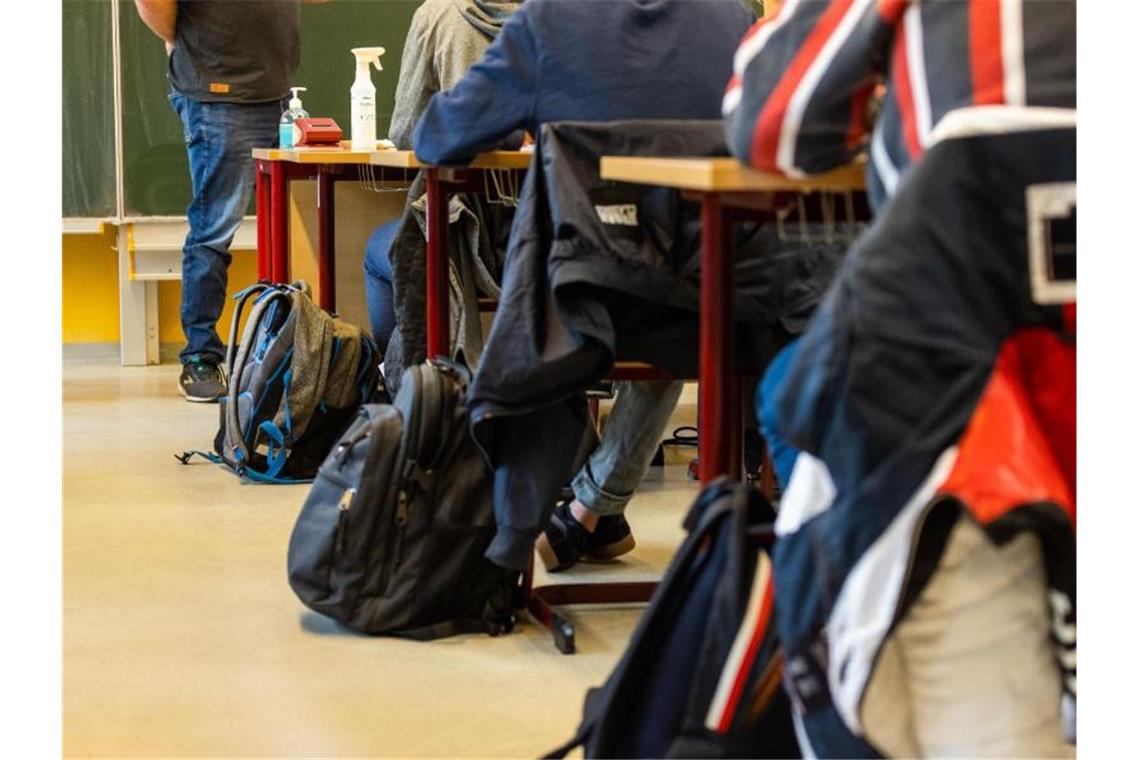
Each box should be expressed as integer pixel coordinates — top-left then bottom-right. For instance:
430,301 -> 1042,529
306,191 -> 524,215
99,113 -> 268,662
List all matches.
362,0 -> 521,352
723,0 -> 1076,756
413,0 -> 757,573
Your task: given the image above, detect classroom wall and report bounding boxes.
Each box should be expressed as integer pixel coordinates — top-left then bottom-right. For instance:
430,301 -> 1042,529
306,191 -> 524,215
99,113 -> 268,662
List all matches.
62,184 -> 407,350
61,228 -> 120,344
61,231 -> 260,347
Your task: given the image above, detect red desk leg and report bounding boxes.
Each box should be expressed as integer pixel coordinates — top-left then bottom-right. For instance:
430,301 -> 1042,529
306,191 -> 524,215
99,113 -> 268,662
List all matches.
255,161 -> 271,280
698,193 -> 742,483
424,168 -> 450,358
269,160 -> 291,284
317,168 -> 336,311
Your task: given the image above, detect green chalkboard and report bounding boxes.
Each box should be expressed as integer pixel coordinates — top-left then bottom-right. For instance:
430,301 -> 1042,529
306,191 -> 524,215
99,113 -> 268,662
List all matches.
118,2 -> 185,218
120,0 -> 419,217
62,0 -> 116,219
68,0 -> 419,219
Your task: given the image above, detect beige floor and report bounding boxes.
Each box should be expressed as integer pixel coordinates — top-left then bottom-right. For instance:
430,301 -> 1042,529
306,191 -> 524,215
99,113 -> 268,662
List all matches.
63,358 -> 702,758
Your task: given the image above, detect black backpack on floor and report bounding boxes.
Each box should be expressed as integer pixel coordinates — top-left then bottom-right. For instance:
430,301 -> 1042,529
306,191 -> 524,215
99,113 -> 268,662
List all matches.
547,480 -> 801,759
287,359 -> 518,638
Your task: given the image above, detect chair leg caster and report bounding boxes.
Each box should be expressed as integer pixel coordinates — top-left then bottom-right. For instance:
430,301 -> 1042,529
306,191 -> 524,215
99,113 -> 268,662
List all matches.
552,613 -> 576,654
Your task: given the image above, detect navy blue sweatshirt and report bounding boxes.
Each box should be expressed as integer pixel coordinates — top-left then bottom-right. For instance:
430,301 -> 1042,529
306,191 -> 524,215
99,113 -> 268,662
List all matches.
413,0 -> 756,166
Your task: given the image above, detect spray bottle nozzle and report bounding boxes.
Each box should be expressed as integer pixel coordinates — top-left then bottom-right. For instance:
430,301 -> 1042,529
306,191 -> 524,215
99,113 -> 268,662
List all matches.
288,86 -> 307,109
351,46 -> 386,73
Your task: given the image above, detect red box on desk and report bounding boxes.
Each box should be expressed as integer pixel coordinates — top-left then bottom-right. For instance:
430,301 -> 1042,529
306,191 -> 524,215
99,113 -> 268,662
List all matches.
295,118 -> 343,146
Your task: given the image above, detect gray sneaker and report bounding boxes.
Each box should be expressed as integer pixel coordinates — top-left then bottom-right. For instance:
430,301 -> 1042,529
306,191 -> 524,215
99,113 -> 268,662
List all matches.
178,356 -> 227,402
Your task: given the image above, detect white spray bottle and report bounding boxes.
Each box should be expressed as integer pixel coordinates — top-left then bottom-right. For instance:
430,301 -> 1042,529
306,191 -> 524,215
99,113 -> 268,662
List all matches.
350,47 -> 386,150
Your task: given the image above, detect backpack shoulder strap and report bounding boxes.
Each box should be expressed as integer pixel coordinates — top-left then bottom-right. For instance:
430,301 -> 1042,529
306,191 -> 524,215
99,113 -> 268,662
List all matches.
224,287 -> 293,466
543,687 -> 607,758
542,727 -> 590,760
225,283 -> 272,372
564,483 -> 742,755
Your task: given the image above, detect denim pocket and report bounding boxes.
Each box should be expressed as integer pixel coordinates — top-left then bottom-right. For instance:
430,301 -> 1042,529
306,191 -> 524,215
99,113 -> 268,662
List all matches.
168,91 -> 195,145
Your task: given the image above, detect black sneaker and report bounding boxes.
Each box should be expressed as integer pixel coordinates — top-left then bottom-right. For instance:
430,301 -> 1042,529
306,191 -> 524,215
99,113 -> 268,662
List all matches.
178,356 -> 227,403
535,499 -> 636,572
585,512 -> 636,560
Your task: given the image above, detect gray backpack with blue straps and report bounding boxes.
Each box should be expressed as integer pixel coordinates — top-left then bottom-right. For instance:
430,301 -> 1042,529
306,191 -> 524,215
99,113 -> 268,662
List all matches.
196,281 -> 380,483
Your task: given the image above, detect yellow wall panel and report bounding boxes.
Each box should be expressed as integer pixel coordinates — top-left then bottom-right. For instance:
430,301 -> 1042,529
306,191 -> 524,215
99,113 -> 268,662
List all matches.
62,232 -> 264,346
61,229 -> 120,344
62,181 -> 403,346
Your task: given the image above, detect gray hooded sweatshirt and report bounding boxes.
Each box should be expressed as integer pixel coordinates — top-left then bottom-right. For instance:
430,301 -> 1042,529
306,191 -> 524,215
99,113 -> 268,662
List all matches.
388,0 -> 521,149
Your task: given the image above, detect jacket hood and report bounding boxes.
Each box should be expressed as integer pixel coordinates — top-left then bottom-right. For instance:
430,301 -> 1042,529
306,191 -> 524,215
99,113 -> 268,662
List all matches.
451,0 -> 522,39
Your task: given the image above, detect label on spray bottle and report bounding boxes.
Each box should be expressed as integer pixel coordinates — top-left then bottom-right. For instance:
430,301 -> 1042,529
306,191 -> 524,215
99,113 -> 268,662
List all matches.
351,92 -> 376,150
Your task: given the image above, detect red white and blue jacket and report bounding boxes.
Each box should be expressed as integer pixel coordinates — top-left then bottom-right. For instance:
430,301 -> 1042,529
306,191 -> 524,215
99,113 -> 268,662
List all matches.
723,0 -> 1076,208
722,1 -> 1076,754
768,114 -> 1076,754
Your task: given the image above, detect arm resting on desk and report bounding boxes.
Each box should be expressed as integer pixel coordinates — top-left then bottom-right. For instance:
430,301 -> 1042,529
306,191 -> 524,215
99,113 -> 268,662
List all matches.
723,0 -> 890,176
412,7 -> 539,166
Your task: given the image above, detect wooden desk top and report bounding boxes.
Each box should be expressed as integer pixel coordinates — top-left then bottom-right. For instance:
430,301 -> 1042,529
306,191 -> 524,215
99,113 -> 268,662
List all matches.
599,156 -> 865,193
253,144 -> 533,170
252,145 -> 376,164
369,149 -> 533,170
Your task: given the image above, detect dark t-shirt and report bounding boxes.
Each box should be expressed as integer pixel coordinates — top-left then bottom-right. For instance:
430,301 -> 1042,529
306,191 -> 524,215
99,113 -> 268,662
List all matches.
169,0 -> 300,103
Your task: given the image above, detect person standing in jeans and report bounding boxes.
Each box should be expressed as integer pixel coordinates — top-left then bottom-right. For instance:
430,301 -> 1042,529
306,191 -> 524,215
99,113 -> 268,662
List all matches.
134,0 -> 329,401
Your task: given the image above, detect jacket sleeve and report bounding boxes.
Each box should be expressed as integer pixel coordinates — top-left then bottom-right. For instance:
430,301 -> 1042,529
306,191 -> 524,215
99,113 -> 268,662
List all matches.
723,0 -> 898,177
388,7 -> 434,150
412,7 -> 539,166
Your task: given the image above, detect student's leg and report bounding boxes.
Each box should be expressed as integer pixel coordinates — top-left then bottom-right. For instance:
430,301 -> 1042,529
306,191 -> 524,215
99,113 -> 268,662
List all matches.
363,219 -> 402,352
487,400 -> 590,572
861,516 -> 1074,758
537,380 -> 684,571
573,380 -> 685,517
173,95 -> 282,367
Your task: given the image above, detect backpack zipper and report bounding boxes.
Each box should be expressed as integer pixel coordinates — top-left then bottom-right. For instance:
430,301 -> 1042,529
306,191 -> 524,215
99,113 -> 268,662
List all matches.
383,368 -> 422,586
328,412 -> 370,559
335,486 -> 356,555
392,487 -> 410,570
334,429 -> 370,464
348,412 -> 408,601
389,364 -> 451,576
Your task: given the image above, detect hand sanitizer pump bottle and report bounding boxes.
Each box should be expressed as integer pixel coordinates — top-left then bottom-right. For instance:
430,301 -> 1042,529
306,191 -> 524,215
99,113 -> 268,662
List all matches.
279,87 -> 308,149
350,47 -> 386,150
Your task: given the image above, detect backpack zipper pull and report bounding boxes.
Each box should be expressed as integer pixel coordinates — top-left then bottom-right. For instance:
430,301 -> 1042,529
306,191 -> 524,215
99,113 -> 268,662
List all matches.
391,490 -> 409,571
336,487 -> 355,554
335,431 -> 370,464
395,489 -> 409,526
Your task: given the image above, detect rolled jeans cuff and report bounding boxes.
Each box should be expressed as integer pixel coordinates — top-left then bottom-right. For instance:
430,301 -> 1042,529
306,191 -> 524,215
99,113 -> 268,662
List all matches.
571,463 -> 633,517
484,525 -> 535,572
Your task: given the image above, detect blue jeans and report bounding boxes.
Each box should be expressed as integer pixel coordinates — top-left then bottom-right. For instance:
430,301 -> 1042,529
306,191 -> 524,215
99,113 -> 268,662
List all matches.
362,219 -> 402,352
169,91 -> 284,363
757,338 -> 802,489
572,380 -> 685,516
486,380 -> 684,570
